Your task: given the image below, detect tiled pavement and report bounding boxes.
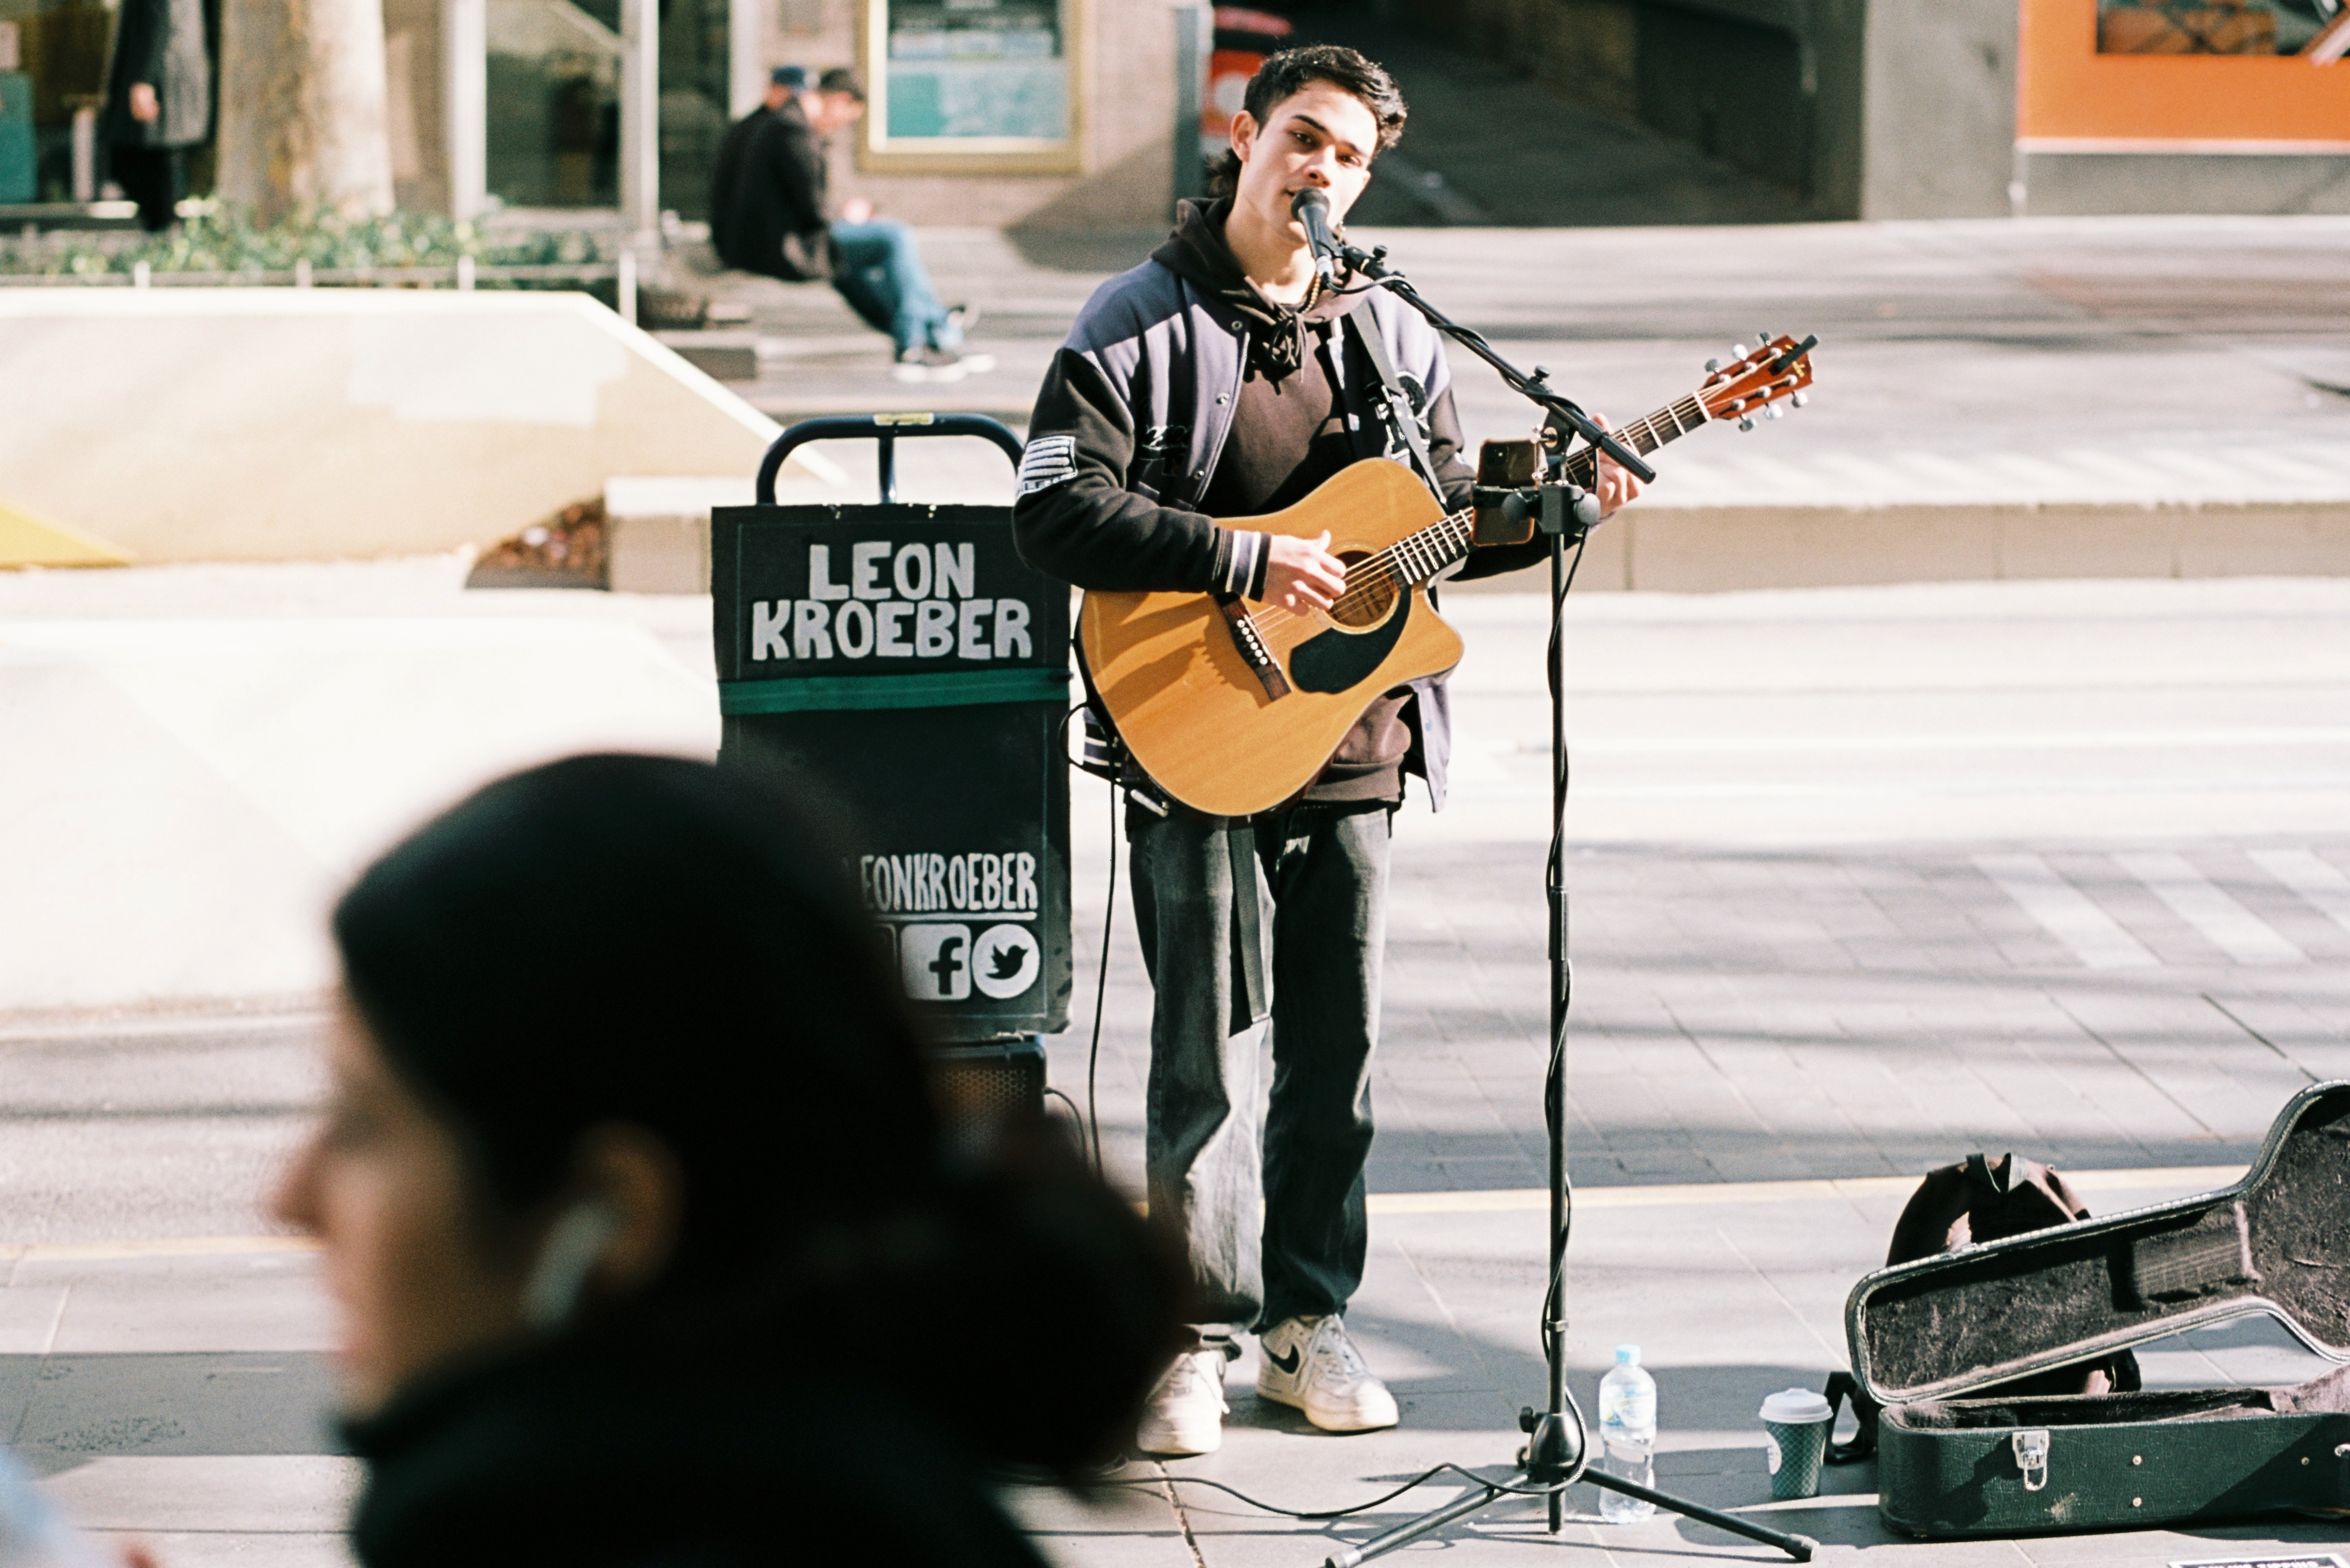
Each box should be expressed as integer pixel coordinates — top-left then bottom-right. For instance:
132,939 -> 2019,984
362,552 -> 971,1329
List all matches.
6,575 -> 2350,1564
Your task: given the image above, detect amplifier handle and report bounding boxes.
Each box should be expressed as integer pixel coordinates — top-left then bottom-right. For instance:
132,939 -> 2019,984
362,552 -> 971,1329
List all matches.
755,414 -> 1025,507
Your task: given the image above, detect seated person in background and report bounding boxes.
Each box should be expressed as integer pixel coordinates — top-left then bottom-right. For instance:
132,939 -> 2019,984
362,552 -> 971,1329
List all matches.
709,66 -> 989,384
277,754 -> 1179,1568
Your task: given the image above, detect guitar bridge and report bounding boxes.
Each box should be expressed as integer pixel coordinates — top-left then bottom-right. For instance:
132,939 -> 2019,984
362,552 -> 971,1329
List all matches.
1217,596 -> 1291,701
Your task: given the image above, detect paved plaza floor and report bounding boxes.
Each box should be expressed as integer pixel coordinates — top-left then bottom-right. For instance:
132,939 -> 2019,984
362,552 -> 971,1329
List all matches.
5,562 -> 2350,1564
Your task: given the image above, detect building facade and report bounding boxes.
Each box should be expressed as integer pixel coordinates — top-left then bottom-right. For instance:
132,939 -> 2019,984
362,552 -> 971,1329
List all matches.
378,0 -> 1178,228
1424,0 -> 2350,220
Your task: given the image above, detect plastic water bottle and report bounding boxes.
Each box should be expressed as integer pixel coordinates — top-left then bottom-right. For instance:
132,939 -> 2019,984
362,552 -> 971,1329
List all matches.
1596,1343 -> 1657,1522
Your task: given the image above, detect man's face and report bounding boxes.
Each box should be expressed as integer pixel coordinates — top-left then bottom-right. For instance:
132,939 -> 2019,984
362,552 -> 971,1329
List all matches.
1230,80 -> 1379,242
764,83 -> 792,111
806,90 -> 866,136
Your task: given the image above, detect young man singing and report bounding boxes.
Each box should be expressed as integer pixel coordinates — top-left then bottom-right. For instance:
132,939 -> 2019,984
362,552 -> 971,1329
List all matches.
1012,46 -> 1640,1456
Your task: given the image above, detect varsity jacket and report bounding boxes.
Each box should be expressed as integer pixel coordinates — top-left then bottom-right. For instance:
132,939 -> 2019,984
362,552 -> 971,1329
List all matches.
1010,201 -> 1545,812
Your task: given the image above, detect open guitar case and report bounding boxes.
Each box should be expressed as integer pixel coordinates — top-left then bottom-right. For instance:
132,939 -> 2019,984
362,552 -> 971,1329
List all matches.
1842,1079 -> 2350,1537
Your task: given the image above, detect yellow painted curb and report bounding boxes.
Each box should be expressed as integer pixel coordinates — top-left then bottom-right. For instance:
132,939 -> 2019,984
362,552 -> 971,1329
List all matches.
0,498 -> 132,568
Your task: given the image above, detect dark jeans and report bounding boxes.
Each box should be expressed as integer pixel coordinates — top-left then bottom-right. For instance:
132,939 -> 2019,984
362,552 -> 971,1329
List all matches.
1128,799 -> 1392,1352
110,144 -> 182,232
830,219 -> 959,356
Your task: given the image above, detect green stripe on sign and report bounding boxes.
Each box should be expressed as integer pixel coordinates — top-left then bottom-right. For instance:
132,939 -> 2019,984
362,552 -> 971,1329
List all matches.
720,667 -> 1071,715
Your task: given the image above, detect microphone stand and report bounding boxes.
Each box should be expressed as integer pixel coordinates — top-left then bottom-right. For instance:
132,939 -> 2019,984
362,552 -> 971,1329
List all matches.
1313,239 -> 1815,1568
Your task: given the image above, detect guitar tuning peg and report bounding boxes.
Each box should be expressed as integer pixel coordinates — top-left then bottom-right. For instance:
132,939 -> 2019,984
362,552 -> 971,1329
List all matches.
1736,416 -> 1755,432
1731,343 -> 1749,357
1757,330 -> 1773,348
1792,391 -> 1809,409
1704,357 -> 1722,373
1764,404 -> 1784,421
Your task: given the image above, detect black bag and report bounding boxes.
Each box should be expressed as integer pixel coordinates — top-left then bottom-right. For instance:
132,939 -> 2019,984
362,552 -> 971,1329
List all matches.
1843,1080 -> 2350,1537
1827,1153 -> 2142,1465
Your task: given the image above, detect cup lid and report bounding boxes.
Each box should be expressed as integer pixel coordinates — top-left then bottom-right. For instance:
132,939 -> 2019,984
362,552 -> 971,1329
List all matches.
1759,1388 -> 1833,1423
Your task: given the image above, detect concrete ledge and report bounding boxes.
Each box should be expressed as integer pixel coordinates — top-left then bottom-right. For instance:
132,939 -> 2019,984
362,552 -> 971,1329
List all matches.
2018,149 -> 2350,218
1452,501 -> 2350,592
604,474 -> 750,595
0,289 -> 830,563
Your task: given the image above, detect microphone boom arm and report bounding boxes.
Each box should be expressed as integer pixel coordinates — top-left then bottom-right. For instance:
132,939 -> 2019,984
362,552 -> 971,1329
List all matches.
1335,241 -> 1656,487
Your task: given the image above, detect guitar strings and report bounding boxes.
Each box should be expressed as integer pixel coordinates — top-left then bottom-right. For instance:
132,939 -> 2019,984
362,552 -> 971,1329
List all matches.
1232,380 -> 1788,636
1241,507 -> 1474,636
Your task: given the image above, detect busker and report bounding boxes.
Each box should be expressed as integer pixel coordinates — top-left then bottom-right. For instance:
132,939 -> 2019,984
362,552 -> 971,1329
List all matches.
277,754 -> 1180,1566
1011,45 -> 1642,1456
709,66 -> 986,383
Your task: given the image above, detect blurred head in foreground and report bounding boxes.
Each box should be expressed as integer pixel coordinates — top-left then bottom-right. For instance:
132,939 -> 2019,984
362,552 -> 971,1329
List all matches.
274,754 -> 1177,1566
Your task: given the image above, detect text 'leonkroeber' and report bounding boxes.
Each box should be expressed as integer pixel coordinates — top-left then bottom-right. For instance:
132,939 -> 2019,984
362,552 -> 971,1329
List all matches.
749,542 -> 1034,663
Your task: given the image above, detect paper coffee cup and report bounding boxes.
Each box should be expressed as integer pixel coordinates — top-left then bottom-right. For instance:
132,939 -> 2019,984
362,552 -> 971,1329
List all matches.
1759,1388 -> 1833,1501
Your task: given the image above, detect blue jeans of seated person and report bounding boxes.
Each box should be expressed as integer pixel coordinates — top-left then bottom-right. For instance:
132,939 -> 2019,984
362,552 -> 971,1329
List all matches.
1127,798 -> 1392,1359
831,219 -> 960,357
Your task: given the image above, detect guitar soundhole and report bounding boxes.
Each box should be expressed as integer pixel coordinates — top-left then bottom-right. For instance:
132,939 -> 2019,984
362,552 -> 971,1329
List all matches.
1328,552 -> 1398,630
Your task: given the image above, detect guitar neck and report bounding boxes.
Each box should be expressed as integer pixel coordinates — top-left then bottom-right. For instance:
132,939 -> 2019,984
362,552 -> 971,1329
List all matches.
1366,391 -> 1713,593
1557,392 -> 1709,490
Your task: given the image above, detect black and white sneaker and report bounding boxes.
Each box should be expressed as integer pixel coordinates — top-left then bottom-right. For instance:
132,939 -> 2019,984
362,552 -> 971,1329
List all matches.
1257,1316 -> 1399,1432
892,346 -> 998,384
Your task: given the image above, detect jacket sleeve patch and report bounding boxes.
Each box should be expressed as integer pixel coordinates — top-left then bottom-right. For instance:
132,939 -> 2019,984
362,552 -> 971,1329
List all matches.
1016,434 -> 1080,497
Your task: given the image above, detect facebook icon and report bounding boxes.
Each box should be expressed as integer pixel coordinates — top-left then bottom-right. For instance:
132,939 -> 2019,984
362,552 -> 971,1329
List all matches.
897,924 -> 972,1001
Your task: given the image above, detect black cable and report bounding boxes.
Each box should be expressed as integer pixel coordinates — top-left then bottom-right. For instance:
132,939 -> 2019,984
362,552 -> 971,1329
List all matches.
1043,1086 -> 1086,1130
1086,772 -> 1115,1178
1539,528 -> 1594,1489
1092,1462 -> 1572,1521
1055,700 -> 1118,1178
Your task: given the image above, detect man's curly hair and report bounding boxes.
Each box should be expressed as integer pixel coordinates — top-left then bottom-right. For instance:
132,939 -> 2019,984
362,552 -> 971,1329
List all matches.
1208,44 -> 1407,198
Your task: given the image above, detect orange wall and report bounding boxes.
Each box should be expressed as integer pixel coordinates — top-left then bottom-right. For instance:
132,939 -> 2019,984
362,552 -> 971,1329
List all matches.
2020,0 -> 2350,144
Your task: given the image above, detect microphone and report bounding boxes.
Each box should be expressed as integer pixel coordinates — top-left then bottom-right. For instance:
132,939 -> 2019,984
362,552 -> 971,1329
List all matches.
1290,188 -> 1343,285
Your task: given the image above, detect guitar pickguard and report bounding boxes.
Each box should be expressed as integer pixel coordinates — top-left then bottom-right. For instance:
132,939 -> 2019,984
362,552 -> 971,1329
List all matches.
1288,591 -> 1410,694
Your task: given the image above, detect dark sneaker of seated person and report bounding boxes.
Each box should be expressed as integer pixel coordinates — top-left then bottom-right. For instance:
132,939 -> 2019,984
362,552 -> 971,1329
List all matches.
709,66 -> 991,384
274,754 -> 1180,1568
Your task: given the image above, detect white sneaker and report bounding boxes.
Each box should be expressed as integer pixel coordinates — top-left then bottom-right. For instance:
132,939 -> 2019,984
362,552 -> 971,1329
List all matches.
1136,1349 -> 1229,1456
1256,1316 -> 1399,1433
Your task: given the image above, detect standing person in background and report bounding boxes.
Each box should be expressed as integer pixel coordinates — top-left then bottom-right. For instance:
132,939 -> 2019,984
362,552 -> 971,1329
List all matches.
100,0 -> 208,231
709,65 -> 988,384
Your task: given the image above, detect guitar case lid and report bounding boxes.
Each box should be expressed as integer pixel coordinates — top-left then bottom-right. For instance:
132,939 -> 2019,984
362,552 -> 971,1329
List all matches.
1844,1080 -> 2350,1408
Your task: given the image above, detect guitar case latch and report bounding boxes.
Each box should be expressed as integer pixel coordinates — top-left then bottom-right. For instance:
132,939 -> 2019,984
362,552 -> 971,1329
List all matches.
2012,1429 -> 2050,1493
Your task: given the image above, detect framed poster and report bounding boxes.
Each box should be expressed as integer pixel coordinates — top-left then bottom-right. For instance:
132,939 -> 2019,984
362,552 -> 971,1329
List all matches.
858,0 -> 1085,174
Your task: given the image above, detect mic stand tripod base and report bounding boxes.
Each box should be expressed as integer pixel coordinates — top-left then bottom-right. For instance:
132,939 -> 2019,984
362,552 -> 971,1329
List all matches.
1322,1460 -> 1818,1568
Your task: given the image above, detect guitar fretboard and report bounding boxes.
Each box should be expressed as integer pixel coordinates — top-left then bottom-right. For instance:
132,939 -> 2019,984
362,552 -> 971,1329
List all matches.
1345,390 -> 1713,599
1558,394 -> 1709,492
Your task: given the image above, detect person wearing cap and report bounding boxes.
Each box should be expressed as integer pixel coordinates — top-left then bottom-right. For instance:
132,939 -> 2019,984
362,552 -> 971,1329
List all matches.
709,64 -> 987,384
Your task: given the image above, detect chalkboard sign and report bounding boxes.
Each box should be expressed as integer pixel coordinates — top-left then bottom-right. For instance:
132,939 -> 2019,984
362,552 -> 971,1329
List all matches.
713,500 -> 1072,1042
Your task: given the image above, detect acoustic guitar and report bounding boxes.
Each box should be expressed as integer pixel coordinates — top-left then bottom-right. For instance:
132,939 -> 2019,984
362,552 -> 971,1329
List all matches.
1079,334 -> 1820,818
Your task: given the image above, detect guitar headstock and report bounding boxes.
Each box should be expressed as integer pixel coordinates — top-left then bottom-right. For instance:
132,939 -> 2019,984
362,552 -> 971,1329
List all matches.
1698,333 -> 1817,431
